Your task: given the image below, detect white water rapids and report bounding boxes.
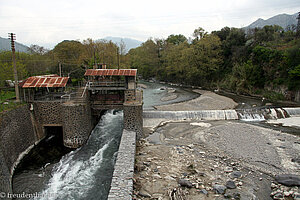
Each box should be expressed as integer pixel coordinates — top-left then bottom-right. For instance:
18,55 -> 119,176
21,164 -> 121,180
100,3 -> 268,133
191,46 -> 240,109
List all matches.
32,111 -> 123,200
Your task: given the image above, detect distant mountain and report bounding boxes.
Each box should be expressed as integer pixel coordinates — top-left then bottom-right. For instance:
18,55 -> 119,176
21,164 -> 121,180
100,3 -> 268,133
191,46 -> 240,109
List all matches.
102,36 -> 143,52
0,37 -> 30,53
245,13 -> 298,30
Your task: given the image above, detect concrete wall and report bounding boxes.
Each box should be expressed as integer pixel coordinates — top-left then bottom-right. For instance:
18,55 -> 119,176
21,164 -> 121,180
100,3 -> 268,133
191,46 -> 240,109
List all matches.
107,130 -> 136,200
0,105 -> 40,199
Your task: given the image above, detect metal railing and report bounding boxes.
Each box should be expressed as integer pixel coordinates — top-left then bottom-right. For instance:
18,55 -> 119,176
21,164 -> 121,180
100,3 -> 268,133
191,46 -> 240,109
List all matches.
87,81 -> 126,88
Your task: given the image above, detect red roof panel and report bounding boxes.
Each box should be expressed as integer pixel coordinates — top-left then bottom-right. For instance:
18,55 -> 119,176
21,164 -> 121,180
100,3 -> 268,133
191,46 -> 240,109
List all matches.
84,69 -> 137,76
20,75 -> 69,88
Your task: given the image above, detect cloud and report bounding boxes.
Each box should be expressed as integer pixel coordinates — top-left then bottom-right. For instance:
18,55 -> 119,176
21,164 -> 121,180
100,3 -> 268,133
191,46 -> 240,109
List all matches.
0,0 -> 299,48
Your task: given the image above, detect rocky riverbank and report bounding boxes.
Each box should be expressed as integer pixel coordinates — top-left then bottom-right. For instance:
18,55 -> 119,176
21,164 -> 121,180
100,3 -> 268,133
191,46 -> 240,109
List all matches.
134,120 -> 300,199
134,88 -> 300,200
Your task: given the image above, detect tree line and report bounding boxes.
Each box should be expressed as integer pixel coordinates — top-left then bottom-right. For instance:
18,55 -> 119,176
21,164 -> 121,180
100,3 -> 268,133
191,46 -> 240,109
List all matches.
1,25 -> 299,100
128,25 -> 300,100
0,38 -> 127,86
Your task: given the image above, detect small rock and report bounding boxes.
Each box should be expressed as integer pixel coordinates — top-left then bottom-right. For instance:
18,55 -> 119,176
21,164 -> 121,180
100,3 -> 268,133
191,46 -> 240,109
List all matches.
237,181 -> 243,187
198,172 -> 205,177
291,157 -> 300,164
259,177 -> 263,181
271,183 -> 277,189
225,167 -> 233,173
273,192 -> 283,199
139,189 -> 151,198
165,175 -> 176,181
230,171 -> 242,178
283,191 -> 292,196
213,184 -> 226,194
200,189 -> 208,195
226,180 -> 237,189
294,192 -> 300,200
233,193 -> 241,200
178,178 -> 193,188
271,190 -> 282,196
153,174 -> 162,179
275,174 -> 300,187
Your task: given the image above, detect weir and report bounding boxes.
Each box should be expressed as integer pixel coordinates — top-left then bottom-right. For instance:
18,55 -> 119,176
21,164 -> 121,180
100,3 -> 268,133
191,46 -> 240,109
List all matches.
143,107 -> 300,122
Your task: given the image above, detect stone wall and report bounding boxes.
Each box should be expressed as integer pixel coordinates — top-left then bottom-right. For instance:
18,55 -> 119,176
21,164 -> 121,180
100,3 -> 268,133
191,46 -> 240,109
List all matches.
123,104 -> 143,139
32,101 -> 92,148
62,102 -> 92,148
0,105 -> 39,199
32,102 -> 62,125
107,130 -> 136,200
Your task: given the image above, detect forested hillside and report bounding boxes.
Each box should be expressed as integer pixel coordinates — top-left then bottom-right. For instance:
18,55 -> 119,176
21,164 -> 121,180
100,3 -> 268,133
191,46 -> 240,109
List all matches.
127,26 -> 300,101
1,25 -> 299,102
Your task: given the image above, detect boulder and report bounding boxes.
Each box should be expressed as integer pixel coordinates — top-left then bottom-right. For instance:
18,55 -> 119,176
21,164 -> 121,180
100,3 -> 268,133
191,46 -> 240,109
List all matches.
178,178 -> 193,188
275,174 -> 300,187
230,171 -> 242,178
226,180 -> 237,189
213,184 -> 226,194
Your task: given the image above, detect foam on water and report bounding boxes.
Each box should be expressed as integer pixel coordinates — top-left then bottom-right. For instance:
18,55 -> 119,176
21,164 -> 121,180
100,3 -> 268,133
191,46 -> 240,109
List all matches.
32,111 -> 123,200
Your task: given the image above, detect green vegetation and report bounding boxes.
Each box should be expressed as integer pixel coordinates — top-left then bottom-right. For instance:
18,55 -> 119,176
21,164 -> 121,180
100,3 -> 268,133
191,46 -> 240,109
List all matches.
128,25 -> 300,101
0,89 -> 24,113
0,25 -> 299,102
0,39 -> 127,87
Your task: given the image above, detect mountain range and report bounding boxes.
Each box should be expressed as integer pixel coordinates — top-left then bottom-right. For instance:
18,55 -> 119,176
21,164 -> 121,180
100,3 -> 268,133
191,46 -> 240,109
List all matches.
102,36 -> 143,52
245,13 -> 298,30
0,37 -> 30,53
0,12 -> 298,53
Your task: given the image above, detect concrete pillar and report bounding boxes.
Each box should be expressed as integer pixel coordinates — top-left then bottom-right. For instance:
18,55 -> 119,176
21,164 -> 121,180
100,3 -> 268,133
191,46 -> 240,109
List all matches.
123,104 -> 143,140
62,103 -> 92,148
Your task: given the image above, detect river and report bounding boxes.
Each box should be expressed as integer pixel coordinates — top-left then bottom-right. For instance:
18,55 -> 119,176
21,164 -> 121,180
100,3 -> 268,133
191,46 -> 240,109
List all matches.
12,82 -> 299,199
13,111 -> 123,200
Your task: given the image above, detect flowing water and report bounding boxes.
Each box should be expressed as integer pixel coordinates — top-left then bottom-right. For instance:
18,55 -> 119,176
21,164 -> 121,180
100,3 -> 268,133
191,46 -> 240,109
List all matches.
141,81 -> 199,109
13,110 -> 123,200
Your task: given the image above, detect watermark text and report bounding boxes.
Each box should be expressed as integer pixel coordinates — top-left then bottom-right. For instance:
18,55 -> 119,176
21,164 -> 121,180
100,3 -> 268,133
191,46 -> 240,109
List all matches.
0,192 -> 56,199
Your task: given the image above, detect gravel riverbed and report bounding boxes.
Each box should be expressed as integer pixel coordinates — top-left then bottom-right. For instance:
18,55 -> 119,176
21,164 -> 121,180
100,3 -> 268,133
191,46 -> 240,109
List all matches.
134,91 -> 300,200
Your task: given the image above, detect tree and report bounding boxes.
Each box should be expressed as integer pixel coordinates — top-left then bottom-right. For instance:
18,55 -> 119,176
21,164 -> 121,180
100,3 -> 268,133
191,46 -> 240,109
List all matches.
0,62 -> 27,86
166,34 -> 187,45
190,34 -> 223,85
29,44 -> 49,55
192,27 -> 207,41
128,39 -> 160,79
52,40 -> 84,78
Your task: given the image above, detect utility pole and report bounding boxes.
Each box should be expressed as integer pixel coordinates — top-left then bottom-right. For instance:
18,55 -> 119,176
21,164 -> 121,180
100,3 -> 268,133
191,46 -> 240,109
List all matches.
8,33 -> 20,102
117,46 -> 120,70
59,62 -> 62,77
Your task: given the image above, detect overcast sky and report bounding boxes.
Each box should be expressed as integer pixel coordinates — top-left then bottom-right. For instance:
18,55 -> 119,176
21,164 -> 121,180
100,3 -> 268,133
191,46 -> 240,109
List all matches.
0,0 -> 299,49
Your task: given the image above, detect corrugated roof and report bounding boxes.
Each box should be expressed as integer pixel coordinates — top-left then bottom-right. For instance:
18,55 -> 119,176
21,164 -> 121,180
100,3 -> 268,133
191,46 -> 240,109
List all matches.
85,69 -> 137,76
20,75 -> 69,88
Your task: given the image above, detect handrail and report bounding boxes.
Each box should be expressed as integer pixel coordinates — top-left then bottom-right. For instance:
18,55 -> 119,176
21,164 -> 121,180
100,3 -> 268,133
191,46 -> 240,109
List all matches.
88,81 -> 125,88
